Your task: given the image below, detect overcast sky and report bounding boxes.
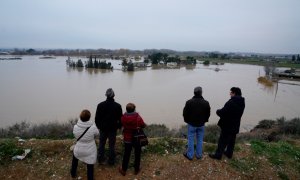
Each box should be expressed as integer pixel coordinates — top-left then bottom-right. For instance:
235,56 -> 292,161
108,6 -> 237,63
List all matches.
0,0 -> 299,54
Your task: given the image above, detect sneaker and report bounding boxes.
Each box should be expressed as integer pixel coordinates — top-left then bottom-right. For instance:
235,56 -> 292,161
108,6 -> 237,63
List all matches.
183,153 -> 193,161
118,167 -> 126,176
208,153 -> 221,160
196,156 -> 202,160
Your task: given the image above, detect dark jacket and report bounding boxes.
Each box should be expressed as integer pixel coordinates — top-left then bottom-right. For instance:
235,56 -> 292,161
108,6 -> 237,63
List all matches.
217,96 -> 245,134
95,98 -> 123,132
121,112 -> 146,143
183,95 -> 211,127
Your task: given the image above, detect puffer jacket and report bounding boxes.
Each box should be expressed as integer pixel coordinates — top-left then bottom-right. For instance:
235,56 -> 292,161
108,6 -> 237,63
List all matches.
73,119 -> 99,164
217,95 -> 245,134
121,112 -> 146,143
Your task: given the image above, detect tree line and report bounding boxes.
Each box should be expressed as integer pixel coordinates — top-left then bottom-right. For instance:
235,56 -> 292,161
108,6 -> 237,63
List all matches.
147,53 -> 196,65
292,54 -> 300,62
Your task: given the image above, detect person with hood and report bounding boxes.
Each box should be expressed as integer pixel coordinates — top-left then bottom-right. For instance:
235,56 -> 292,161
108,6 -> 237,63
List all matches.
209,87 -> 245,160
182,86 -> 211,160
95,88 -> 123,165
70,109 -> 99,180
119,103 -> 146,176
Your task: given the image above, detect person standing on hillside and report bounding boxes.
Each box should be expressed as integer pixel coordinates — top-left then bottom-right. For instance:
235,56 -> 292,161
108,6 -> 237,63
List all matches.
70,109 -> 99,180
183,86 -> 211,160
209,87 -> 245,160
118,103 -> 147,176
95,88 -> 123,165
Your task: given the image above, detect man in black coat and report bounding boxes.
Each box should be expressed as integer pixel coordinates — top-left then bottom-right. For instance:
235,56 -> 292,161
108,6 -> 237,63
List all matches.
209,87 -> 245,160
95,88 -> 122,165
183,86 -> 210,160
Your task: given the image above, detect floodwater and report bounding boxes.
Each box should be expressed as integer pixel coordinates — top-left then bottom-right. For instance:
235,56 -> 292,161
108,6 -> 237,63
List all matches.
0,56 -> 300,131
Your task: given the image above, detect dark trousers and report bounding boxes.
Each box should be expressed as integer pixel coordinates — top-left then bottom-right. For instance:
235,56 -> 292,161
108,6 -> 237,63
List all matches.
98,130 -> 117,164
122,142 -> 141,172
215,131 -> 236,158
70,154 -> 94,180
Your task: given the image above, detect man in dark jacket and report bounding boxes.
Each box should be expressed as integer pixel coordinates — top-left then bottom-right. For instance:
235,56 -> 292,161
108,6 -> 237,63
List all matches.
183,86 -> 210,160
95,88 -> 122,165
209,87 -> 245,160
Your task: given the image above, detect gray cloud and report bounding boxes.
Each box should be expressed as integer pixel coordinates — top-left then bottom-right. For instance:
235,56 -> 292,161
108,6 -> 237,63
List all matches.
0,0 -> 299,54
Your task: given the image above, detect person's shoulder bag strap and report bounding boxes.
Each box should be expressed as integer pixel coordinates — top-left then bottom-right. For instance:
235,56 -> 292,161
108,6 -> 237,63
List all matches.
77,126 -> 91,142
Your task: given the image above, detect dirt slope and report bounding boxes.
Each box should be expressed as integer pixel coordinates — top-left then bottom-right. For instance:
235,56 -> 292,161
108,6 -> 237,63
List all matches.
0,138 -> 296,180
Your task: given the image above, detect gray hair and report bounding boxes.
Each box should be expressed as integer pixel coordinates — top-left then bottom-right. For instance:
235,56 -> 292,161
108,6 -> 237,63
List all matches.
105,88 -> 115,98
194,86 -> 202,95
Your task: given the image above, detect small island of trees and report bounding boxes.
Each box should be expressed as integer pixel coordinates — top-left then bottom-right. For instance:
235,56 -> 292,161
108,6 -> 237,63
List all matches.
66,55 -> 113,70
147,53 -> 196,65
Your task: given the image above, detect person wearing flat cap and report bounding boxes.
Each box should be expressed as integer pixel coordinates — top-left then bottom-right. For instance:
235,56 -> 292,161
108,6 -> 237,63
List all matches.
95,88 -> 122,165
183,86 -> 211,160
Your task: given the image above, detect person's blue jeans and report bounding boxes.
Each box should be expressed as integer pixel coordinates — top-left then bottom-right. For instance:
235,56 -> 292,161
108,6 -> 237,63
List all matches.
186,124 -> 205,159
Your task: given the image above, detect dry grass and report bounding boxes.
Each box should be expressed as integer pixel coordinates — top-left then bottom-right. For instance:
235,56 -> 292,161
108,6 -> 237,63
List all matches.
0,137 -> 299,180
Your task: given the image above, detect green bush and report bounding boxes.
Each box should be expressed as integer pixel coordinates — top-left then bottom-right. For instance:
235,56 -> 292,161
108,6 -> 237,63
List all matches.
0,140 -> 23,165
280,118 -> 300,135
144,124 -> 171,137
144,137 -> 186,155
176,125 -> 188,138
203,60 -> 210,65
204,124 -> 220,143
255,119 -> 276,129
0,119 -> 75,139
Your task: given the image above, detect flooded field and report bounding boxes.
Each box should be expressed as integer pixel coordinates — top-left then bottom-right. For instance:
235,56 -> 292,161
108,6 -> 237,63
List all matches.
0,56 -> 299,131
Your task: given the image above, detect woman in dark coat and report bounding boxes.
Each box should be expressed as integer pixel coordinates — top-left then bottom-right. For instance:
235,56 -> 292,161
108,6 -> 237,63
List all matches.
209,87 -> 245,160
119,103 -> 146,176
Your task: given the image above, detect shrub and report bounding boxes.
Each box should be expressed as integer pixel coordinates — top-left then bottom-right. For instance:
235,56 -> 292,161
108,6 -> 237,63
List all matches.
203,60 -> 210,65
8,121 -> 30,137
0,140 -> 23,165
255,119 -> 276,129
280,118 -> 300,135
144,124 -> 171,137
0,119 -> 76,139
204,124 -> 220,143
175,125 -> 188,138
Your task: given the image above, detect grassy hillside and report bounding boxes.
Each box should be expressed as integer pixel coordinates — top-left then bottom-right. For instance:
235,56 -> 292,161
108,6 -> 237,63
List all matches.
1,117 -> 299,179
0,137 -> 299,179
